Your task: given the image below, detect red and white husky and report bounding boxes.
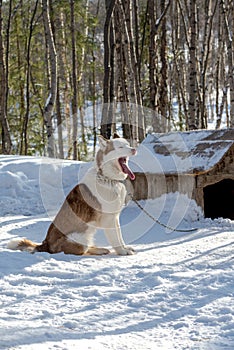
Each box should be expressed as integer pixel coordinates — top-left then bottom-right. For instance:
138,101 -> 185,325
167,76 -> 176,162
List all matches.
8,134 -> 137,256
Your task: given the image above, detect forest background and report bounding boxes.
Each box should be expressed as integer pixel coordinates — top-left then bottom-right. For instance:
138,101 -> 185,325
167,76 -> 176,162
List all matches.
0,0 -> 233,160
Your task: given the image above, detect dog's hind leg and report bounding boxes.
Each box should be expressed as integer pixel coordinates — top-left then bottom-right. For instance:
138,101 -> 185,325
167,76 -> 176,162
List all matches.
86,246 -> 110,255
60,239 -> 87,255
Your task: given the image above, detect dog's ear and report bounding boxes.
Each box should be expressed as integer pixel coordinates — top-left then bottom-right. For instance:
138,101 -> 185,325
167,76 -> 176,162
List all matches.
113,133 -> 120,139
98,135 -> 108,149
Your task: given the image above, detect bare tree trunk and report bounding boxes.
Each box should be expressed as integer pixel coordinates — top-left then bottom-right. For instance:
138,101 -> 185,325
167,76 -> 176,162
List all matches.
126,0 -> 145,142
101,0 -> 116,139
215,3 -> 222,130
0,0 -> 11,154
216,87 -> 227,129
188,0 -> 198,130
78,0 -> 89,158
116,0 -> 140,145
171,1 -> 188,130
148,0 -> 157,114
59,10 -> 71,158
5,0 -> 11,119
53,7 -> 64,159
70,0 -> 79,160
199,0 -> 218,129
21,0 -> 39,155
221,0 -> 234,128
56,77 -> 64,159
42,0 -> 57,158
17,22 -> 25,155
133,0 -> 140,81
92,0 -> 100,157
114,4 -> 131,140
158,0 -> 169,132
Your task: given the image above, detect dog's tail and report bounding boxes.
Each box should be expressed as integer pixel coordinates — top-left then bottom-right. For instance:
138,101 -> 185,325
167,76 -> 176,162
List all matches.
7,238 -> 46,254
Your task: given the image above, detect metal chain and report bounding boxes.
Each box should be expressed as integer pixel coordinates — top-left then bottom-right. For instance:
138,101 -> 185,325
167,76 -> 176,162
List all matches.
129,194 -> 198,233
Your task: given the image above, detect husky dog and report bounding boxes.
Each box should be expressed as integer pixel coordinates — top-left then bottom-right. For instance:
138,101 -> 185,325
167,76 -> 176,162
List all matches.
8,134 -> 137,256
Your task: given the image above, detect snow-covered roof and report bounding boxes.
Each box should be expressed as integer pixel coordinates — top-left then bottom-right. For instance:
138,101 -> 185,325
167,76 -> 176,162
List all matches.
130,129 -> 234,175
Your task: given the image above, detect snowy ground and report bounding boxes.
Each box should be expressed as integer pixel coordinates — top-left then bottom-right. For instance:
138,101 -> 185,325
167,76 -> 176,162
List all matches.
0,155 -> 233,350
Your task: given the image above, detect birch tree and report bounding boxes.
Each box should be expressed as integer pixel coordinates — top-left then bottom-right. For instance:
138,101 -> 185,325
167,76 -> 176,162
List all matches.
158,0 -> 169,131
91,0 -> 100,156
101,0 -> 116,139
42,0 -> 57,158
119,0 -> 139,144
188,0 -> 198,130
78,0 -> 90,158
148,0 -> 157,115
221,0 -> 234,128
114,2 -> 131,140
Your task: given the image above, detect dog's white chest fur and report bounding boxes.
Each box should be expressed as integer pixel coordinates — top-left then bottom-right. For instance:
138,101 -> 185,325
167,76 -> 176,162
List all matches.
82,167 -> 126,214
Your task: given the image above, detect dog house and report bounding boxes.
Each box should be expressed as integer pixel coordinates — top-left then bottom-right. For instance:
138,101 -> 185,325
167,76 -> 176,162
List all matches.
130,129 -> 234,219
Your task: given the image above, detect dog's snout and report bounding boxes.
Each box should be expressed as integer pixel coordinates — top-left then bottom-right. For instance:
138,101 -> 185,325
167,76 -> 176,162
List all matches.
131,148 -> 137,155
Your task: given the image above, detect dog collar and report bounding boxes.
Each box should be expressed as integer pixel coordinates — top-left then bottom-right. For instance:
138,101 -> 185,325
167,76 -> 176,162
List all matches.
96,170 -> 119,185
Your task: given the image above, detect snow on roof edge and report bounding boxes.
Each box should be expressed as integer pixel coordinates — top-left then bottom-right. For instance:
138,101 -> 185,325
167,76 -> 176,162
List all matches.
130,129 -> 234,175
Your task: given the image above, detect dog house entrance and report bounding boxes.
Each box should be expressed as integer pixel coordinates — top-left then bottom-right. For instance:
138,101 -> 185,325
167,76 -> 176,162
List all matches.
203,179 -> 234,219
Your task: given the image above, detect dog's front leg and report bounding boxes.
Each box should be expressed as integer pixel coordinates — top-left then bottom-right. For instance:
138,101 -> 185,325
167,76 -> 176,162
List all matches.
104,215 -> 135,255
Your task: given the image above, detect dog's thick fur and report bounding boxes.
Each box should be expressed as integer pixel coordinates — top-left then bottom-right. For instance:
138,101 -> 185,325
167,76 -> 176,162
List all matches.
8,134 -> 137,256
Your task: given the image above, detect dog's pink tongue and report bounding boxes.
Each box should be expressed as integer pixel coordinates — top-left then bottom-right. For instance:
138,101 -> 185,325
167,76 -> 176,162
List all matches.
121,162 -> 135,180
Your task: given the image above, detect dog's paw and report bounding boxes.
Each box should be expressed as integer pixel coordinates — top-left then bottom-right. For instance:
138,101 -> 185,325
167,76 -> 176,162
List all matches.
86,247 -> 110,255
116,246 -> 135,255
98,248 -> 111,255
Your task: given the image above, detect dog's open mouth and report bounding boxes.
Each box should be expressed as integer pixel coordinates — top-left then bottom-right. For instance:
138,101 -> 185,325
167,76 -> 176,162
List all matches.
118,157 -> 135,180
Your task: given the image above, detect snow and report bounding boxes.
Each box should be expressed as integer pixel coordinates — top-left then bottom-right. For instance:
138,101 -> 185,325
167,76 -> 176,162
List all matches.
131,129 -> 234,174
0,155 -> 234,350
